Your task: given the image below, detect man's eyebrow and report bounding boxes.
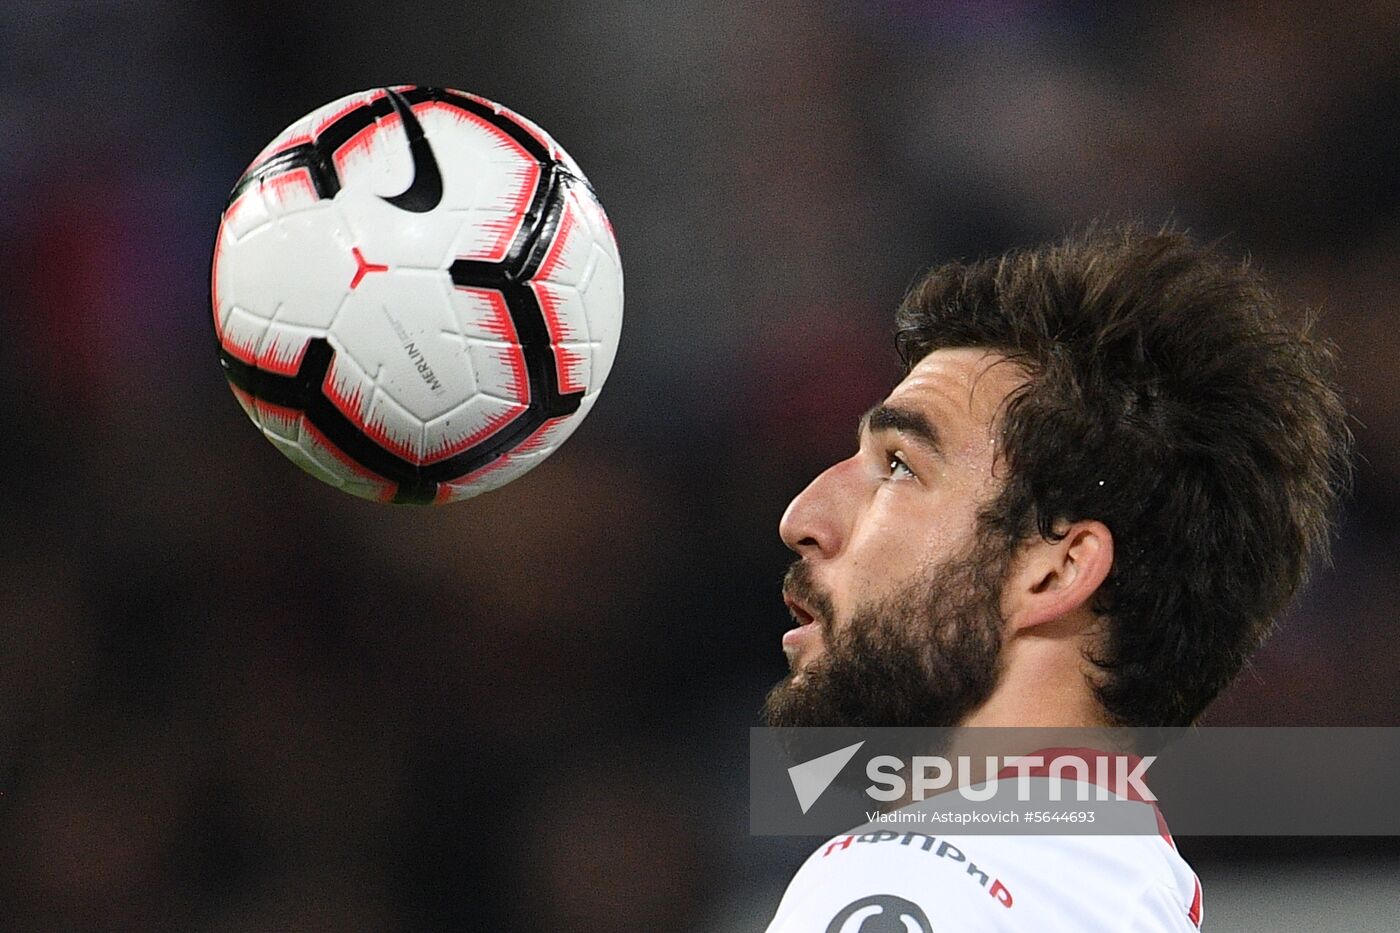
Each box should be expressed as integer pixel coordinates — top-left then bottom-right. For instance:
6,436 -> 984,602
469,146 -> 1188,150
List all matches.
859,403 -> 944,458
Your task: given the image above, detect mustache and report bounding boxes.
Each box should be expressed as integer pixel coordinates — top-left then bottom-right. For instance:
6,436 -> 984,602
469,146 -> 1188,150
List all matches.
783,561 -> 837,637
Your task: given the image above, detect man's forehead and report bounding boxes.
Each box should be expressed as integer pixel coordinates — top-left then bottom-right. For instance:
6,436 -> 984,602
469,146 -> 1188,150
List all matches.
885,348 -> 1025,422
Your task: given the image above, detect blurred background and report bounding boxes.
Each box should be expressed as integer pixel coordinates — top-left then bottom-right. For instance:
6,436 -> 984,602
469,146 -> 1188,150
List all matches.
2,1 -> 1398,929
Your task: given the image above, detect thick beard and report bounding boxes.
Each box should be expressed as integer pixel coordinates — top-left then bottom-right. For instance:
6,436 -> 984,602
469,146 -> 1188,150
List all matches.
762,529 -> 1012,728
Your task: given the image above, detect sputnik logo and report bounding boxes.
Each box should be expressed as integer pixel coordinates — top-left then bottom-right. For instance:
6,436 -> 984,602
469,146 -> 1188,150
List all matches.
789,741 -> 865,814
350,247 -> 388,290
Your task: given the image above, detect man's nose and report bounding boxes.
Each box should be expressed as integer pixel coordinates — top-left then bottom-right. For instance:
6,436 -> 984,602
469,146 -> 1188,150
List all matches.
779,458 -> 856,560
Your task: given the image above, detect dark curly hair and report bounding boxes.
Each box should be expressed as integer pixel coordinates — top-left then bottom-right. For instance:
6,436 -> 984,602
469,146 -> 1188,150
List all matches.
894,225 -> 1353,727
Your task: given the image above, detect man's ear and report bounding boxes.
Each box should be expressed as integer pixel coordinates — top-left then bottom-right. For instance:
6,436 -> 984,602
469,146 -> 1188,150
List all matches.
1003,521 -> 1113,632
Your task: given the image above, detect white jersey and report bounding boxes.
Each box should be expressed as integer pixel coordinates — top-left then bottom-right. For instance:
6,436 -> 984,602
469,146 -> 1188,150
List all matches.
765,795 -> 1202,932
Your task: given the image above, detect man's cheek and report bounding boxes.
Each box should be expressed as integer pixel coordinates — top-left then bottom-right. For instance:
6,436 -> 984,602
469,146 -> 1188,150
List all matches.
845,562 -> 892,611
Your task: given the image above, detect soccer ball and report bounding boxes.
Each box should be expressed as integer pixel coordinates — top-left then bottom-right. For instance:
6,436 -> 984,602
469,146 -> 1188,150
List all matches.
211,86 -> 623,504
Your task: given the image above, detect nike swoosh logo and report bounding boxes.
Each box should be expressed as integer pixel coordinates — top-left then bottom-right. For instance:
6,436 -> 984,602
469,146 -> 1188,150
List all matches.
379,88 -> 443,212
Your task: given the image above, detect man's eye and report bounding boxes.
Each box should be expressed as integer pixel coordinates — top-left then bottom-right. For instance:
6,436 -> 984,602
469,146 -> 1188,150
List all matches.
887,453 -> 914,479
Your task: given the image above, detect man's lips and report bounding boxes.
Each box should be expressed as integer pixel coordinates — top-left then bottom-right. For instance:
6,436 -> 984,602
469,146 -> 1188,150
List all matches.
783,591 -> 817,626
782,592 -> 819,658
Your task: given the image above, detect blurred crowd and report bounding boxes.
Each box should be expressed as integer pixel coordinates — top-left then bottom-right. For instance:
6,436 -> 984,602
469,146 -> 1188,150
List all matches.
1,1 -> 1398,928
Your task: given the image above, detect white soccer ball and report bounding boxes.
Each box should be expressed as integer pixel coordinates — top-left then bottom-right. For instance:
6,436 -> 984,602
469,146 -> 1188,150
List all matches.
211,86 -> 623,504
